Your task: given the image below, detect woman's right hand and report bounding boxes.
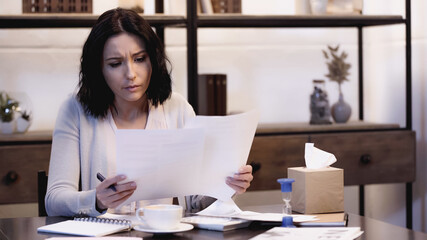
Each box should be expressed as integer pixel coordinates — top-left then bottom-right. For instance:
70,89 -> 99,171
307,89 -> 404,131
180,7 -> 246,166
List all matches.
95,175 -> 137,211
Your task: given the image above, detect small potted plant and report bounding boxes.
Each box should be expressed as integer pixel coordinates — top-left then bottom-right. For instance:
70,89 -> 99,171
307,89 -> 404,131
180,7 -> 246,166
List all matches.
0,91 -> 19,134
322,45 -> 352,123
16,110 -> 32,133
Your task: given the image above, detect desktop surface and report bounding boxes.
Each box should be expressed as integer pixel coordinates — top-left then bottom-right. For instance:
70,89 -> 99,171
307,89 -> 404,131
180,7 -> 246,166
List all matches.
1,205 -> 427,240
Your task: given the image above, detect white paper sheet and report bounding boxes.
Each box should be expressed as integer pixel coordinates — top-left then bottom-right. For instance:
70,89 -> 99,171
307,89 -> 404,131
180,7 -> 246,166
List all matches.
184,110 -> 259,200
115,110 -> 259,207
196,199 -> 317,223
249,227 -> 363,240
116,129 -> 205,206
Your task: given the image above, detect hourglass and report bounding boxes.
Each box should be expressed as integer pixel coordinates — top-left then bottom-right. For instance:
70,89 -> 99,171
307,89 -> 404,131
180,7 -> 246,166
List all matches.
277,178 -> 295,215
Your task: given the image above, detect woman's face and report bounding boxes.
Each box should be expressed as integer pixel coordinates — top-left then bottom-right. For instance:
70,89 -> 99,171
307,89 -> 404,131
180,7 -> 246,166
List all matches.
102,32 -> 152,105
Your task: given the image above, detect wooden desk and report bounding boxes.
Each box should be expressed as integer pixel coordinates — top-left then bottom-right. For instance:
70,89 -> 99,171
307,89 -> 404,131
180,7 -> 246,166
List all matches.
1,205 -> 426,240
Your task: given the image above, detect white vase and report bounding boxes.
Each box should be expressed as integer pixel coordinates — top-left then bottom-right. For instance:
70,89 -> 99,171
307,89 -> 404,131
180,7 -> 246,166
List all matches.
331,93 -> 352,123
16,117 -> 31,133
1,121 -> 15,134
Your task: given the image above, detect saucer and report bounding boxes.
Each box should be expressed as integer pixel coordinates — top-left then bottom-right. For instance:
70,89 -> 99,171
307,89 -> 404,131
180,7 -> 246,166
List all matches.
134,223 -> 194,234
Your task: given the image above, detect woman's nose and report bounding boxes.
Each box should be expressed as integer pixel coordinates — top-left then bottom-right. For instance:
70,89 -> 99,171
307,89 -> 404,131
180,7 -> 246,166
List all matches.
125,61 -> 136,80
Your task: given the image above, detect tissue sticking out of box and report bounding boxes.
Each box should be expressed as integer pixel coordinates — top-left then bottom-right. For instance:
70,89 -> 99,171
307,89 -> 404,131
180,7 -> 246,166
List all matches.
304,143 -> 337,169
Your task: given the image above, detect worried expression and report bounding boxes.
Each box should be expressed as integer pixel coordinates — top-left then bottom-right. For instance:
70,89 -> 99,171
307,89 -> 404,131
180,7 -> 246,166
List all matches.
102,32 -> 152,104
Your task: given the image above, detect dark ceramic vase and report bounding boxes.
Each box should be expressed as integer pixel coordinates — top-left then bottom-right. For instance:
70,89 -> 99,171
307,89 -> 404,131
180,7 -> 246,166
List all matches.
331,93 -> 351,123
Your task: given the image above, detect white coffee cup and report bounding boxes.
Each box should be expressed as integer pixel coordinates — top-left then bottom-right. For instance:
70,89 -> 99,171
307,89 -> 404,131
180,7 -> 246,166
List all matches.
136,204 -> 183,230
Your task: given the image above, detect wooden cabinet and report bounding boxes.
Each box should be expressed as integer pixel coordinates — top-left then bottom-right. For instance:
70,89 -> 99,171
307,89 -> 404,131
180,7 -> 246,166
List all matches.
248,129 -> 416,191
0,131 -> 52,204
310,130 -> 415,185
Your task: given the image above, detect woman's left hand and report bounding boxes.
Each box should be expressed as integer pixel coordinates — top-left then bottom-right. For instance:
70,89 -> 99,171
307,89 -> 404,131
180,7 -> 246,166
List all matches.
226,165 -> 254,194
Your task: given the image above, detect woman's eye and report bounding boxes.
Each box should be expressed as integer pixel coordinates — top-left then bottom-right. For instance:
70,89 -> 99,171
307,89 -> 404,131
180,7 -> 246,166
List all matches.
135,56 -> 146,62
109,62 -> 121,68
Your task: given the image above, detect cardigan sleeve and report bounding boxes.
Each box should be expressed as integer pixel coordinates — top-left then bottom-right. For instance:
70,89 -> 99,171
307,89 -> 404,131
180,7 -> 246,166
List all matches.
45,96 -> 100,217
185,195 -> 217,213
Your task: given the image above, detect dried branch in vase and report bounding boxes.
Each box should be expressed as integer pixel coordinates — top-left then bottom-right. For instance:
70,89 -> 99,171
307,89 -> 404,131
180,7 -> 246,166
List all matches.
322,45 -> 351,94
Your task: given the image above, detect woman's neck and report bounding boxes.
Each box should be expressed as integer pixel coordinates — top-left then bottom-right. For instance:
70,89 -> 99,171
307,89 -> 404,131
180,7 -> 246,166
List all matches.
112,97 -> 149,129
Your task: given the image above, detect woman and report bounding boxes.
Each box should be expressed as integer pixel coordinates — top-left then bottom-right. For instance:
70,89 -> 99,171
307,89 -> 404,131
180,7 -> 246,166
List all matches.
45,8 -> 253,217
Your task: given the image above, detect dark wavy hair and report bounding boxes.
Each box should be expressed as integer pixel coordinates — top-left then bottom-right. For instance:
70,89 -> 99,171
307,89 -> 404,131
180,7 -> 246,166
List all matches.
77,8 -> 172,118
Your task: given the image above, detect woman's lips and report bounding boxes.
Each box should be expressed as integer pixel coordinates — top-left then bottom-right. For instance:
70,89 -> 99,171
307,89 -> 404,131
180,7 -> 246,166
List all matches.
125,85 -> 140,92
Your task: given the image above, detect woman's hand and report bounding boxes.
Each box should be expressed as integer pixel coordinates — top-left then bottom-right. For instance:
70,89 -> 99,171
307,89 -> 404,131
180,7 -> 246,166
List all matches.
95,175 -> 137,211
226,165 -> 254,194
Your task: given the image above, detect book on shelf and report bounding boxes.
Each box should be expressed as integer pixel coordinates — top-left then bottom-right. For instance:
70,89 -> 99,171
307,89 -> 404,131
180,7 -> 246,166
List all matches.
327,0 -> 363,14
197,74 -> 216,115
37,216 -> 132,237
199,0 -> 214,14
211,0 -> 241,13
215,74 -> 227,116
197,74 -> 227,116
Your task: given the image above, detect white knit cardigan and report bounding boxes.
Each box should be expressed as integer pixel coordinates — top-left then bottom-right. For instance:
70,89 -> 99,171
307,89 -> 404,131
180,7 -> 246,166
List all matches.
45,92 -> 213,217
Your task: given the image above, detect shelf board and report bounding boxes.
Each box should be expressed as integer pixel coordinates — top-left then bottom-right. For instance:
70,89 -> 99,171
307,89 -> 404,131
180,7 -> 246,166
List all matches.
256,121 -> 401,135
198,14 -> 405,28
0,122 -> 403,143
0,130 -> 52,143
0,14 -> 405,29
0,14 -> 186,28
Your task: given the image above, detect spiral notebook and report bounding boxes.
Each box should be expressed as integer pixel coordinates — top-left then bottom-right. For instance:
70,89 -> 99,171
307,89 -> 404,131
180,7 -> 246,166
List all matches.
37,217 -> 132,237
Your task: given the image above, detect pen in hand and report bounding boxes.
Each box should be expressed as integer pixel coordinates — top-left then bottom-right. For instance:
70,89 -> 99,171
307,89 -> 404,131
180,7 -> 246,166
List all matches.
96,172 -> 117,192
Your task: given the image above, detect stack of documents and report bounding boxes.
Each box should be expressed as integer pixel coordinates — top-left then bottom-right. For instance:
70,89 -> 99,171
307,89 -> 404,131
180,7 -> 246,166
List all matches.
181,215 -> 251,231
194,199 -> 318,223
249,227 -> 363,240
295,212 -> 348,227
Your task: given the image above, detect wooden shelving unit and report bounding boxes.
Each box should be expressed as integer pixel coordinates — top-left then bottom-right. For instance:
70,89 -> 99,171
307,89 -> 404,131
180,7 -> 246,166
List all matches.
186,10 -> 412,132
184,0 -> 414,229
0,0 -> 414,228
